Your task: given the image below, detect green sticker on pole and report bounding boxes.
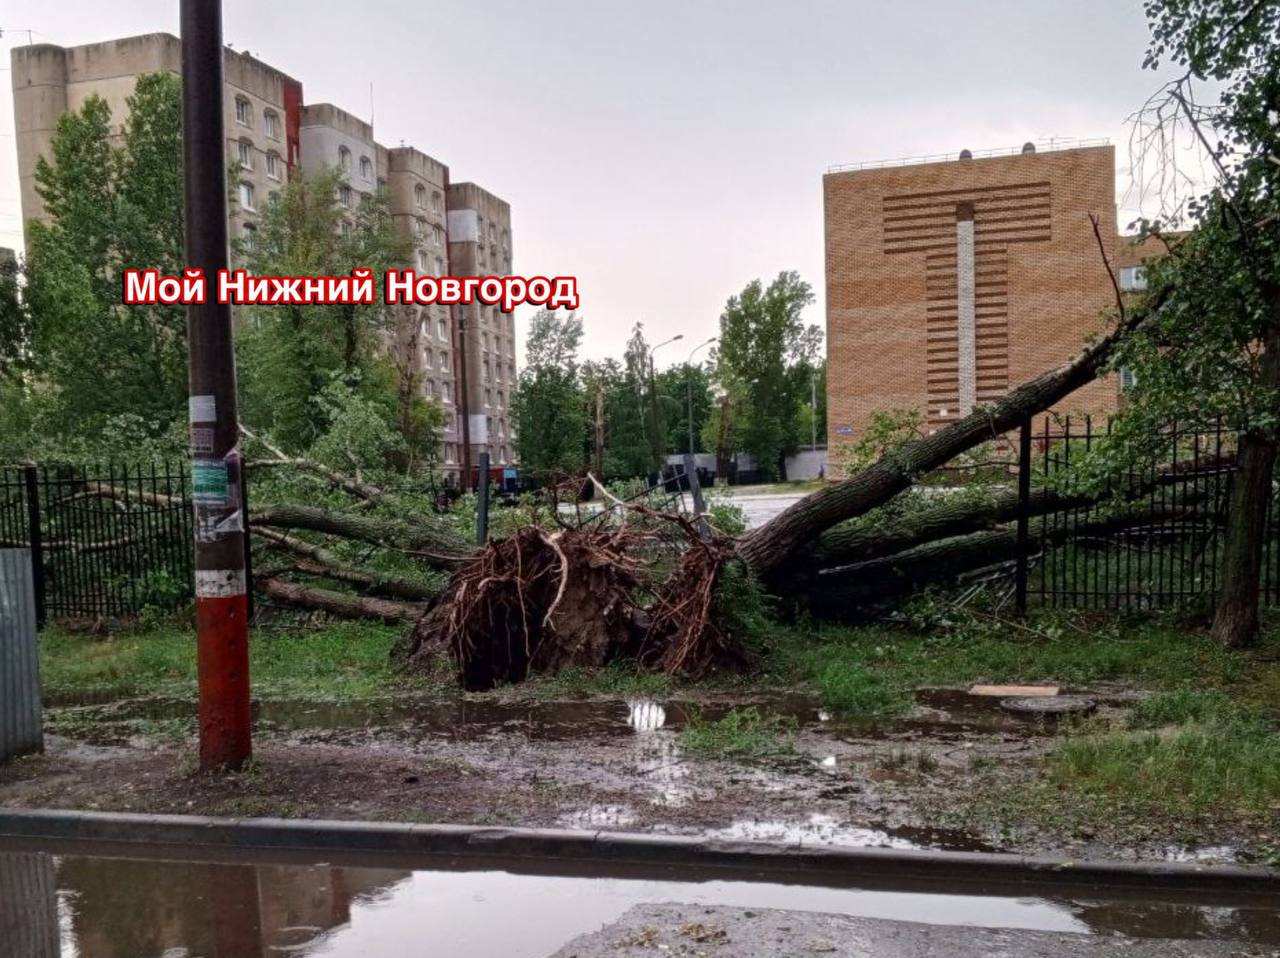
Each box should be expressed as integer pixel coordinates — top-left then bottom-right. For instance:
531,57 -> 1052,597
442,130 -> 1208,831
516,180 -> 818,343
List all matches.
192,459 -> 229,505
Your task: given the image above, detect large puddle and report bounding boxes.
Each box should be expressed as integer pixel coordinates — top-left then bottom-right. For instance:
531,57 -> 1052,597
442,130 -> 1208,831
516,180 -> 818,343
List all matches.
48,686 -> 1130,744
0,847 -> 1276,957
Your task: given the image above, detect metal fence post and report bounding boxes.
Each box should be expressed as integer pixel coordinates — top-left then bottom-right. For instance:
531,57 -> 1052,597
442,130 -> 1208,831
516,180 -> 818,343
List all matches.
683,453 -> 710,541
21,467 -> 44,630
1015,415 -> 1032,616
475,451 -> 491,545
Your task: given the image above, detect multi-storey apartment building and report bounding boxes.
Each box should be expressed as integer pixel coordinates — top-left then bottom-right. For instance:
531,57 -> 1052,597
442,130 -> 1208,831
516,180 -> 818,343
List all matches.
446,182 -> 517,468
10,33 -> 516,485
823,140 -> 1158,476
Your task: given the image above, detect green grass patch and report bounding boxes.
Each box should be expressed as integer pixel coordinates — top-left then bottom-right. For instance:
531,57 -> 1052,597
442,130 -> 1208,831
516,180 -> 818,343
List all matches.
813,660 -> 910,721
679,706 -> 796,758
1047,706 -> 1280,820
768,616 -> 1255,695
40,619 -> 431,703
1127,689 -> 1238,729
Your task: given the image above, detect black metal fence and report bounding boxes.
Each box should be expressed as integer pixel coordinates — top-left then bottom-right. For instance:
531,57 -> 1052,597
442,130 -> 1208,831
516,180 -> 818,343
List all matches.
0,463 -> 195,624
1019,414 -> 1279,611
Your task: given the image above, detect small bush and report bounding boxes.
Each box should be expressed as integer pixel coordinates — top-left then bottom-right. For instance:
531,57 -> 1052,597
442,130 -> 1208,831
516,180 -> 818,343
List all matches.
1128,689 -> 1238,729
680,706 -> 795,758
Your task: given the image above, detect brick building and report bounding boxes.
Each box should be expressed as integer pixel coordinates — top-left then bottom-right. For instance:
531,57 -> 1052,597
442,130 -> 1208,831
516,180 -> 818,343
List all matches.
824,140 -> 1154,475
10,33 -> 517,483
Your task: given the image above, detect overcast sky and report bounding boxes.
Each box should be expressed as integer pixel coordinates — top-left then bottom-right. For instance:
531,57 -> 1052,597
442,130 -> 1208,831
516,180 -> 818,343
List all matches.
1,1 -> 1186,365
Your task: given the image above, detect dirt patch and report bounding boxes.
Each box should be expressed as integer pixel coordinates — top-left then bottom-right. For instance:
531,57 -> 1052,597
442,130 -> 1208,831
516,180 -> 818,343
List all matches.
0,687 -> 1266,864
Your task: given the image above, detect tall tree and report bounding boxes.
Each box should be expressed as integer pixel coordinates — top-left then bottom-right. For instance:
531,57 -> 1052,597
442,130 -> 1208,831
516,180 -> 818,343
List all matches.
716,271 -> 819,480
1109,0 -> 1280,647
235,167 -> 412,453
12,74 -> 189,440
513,310 -> 587,478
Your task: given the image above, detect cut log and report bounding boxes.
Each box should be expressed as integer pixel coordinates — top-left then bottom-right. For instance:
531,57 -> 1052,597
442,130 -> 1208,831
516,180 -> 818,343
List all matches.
735,289 -> 1168,580
256,577 -> 424,623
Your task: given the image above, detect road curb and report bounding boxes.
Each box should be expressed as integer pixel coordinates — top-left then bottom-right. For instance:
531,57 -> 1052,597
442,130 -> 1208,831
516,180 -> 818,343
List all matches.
0,808 -> 1276,895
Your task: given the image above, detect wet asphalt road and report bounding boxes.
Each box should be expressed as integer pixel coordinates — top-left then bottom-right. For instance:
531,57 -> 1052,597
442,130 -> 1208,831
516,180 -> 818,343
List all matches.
3,846 -> 1277,957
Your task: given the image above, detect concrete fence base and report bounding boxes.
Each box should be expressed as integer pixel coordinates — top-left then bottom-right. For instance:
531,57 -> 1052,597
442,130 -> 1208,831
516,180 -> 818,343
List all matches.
0,549 -> 42,763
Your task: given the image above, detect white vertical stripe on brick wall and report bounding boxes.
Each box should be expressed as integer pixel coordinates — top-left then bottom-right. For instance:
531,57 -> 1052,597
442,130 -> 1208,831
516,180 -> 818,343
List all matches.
955,219 -> 976,415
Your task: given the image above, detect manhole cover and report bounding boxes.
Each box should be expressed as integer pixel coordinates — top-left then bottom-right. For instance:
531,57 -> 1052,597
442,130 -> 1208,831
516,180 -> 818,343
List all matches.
1000,695 -> 1097,716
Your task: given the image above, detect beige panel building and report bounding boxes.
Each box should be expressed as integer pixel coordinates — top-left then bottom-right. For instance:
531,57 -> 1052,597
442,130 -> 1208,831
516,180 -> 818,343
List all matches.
822,141 -> 1161,476
10,33 -> 517,486
447,182 -> 516,470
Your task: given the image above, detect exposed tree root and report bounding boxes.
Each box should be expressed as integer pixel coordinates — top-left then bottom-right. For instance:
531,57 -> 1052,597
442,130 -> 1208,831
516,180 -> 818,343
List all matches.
398,526 -> 646,690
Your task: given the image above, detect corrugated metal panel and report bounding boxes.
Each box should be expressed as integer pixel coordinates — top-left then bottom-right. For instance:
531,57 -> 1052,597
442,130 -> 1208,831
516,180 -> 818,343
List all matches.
0,549 -> 42,762
0,852 -> 59,957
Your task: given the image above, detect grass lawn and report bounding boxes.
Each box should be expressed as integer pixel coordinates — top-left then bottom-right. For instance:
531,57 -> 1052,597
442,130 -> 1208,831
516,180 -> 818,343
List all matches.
39,619 -> 436,703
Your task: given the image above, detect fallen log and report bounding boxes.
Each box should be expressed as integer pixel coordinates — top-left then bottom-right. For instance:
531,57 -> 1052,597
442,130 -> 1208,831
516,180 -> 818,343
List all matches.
250,504 -> 468,567
252,527 -> 438,601
241,424 -> 386,502
735,287 -> 1169,580
256,577 -> 424,623
808,494 -> 1211,617
800,454 -> 1233,577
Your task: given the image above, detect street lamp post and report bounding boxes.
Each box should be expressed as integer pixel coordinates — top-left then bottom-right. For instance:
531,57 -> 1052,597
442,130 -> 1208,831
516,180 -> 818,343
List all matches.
684,336 -> 717,456
646,334 -> 683,475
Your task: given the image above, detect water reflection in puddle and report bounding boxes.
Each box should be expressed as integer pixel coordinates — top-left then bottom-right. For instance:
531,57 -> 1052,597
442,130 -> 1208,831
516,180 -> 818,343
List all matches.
1,848 -> 1275,958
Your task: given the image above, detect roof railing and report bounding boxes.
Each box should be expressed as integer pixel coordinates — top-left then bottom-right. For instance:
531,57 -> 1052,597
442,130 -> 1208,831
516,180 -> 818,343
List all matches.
826,138 -> 1111,174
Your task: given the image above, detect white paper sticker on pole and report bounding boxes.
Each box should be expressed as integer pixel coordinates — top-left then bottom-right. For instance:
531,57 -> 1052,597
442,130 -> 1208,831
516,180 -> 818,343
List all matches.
189,394 -> 217,424
195,569 -> 247,598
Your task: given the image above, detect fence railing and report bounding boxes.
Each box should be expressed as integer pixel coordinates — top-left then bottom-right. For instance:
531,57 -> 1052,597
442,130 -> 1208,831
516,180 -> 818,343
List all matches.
1015,414 -> 1278,612
0,463 -> 195,624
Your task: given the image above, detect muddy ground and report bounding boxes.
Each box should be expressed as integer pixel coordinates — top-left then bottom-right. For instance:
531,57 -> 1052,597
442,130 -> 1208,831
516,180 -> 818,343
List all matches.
1,685 -> 1270,865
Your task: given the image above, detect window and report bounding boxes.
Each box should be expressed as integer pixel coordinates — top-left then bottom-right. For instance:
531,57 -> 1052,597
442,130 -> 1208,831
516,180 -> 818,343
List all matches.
265,152 -> 282,180
359,155 -> 373,180
415,183 -> 427,208
432,190 -> 442,212
238,181 -> 255,211
235,97 -> 251,127
485,389 -> 493,407
438,317 -> 448,339
1120,367 -> 1137,391
237,139 -> 253,170
241,222 -> 257,251
338,146 -> 351,172
1119,266 -> 1147,292
263,109 -> 280,140
268,190 -> 280,206
341,220 -> 352,236
424,350 -> 434,370
435,256 -> 445,276
339,184 -> 353,208
433,225 -> 443,247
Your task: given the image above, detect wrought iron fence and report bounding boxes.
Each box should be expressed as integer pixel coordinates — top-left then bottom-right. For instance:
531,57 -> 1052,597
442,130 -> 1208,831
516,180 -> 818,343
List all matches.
1022,415 -> 1279,610
0,463 -> 195,623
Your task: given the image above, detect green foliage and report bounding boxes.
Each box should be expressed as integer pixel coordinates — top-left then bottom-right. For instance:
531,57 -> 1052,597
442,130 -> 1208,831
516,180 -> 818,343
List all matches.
236,166 -> 417,454
705,496 -> 747,536
6,75 -> 188,449
513,310 -> 587,478
657,361 -> 713,455
711,561 -> 777,651
832,408 -> 923,476
715,271 -> 820,480
581,356 -> 651,480
679,706 -> 796,758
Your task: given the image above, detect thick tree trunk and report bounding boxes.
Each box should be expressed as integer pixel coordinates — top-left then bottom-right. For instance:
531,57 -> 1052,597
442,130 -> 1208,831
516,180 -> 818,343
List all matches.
257,577 -> 424,622
250,504 -> 467,565
1211,431 -> 1277,648
253,527 -> 438,601
809,497 -> 1207,616
736,295 -> 1163,579
1211,325 -> 1280,649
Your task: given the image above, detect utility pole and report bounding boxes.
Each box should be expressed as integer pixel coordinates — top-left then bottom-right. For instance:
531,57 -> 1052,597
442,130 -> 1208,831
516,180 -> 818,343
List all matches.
684,336 -> 717,456
182,0 -> 252,771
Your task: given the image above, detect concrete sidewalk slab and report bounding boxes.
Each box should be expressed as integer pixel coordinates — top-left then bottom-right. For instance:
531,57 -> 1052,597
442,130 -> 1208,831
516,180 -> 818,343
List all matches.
548,903 -> 1245,957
